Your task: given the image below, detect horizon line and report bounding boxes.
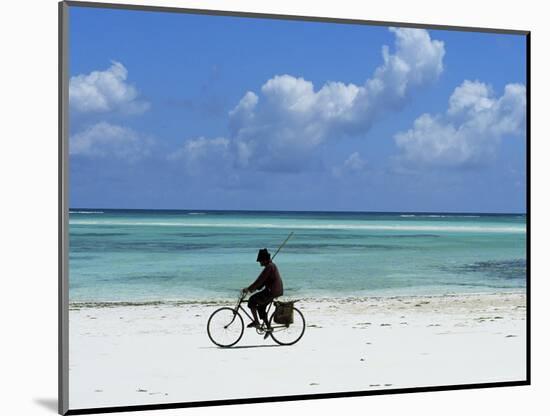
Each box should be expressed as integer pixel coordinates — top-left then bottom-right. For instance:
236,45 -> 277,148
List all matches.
68,207 -> 527,215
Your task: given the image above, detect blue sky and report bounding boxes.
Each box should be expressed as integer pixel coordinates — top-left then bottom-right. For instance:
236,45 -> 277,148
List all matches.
68,6 -> 527,213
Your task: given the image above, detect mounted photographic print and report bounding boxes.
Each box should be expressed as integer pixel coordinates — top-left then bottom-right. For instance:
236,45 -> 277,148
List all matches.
59,1 -> 530,414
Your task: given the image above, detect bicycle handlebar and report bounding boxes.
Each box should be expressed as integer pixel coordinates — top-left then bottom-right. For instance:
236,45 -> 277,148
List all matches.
236,290 -> 248,306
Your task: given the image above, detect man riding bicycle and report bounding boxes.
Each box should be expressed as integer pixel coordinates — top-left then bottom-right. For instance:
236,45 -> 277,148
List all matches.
242,248 -> 284,335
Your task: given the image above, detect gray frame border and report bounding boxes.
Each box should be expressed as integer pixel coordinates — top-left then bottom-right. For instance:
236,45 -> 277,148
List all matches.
59,1 -> 70,415
58,1 -> 531,415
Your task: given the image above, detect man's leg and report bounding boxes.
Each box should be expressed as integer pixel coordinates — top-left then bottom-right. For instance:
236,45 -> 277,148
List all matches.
257,296 -> 275,339
250,307 -> 260,325
257,292 -> 274,329
258,303 -> 268,325
247,294 -> 261,327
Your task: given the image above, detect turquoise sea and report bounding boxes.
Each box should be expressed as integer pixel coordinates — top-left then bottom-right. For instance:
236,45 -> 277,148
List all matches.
68,210 -> 527,302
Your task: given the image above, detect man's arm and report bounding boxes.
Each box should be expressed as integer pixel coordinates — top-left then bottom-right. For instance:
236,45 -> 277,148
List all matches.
247,265 -> 271,292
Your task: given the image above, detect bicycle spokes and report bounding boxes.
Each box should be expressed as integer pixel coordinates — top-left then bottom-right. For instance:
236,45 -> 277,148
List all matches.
207,307 -> 245,348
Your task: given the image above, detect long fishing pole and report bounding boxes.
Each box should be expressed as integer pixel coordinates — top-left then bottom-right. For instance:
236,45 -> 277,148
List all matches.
271,231 -> 294,260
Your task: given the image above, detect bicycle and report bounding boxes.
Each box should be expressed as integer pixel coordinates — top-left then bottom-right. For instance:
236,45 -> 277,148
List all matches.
207,290 -> 306,348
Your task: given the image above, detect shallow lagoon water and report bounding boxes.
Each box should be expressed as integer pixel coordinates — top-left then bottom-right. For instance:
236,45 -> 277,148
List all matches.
69,210 -> 526,302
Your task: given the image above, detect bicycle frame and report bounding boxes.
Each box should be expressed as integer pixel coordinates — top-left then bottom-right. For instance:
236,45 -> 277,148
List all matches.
207,292 -> 305,347
232,293 -> 273,323
228,292 -> 287,332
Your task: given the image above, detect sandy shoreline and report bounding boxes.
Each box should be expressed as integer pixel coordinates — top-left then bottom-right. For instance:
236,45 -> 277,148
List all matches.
69,292 -> 527,410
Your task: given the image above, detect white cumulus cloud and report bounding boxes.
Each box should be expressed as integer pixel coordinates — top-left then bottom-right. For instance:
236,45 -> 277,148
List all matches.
167,137 -> 231,175
228,27 -> 445,171
70,122 -> 153,161
69,61 -> 150,114
332,152 -> 368,177
394,80 -> 526,168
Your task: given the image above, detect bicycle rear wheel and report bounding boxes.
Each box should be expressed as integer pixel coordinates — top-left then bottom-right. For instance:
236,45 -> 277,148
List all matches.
269,307 -> 306,346
207,307 -> 244,347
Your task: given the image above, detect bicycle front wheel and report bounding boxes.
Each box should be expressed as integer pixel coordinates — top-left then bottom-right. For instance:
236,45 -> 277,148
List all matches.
269,307 -> 306,346
207,307 -> 244,347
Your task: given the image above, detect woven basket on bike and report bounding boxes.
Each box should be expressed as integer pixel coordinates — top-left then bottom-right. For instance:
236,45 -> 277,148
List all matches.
273,300 -> 295,325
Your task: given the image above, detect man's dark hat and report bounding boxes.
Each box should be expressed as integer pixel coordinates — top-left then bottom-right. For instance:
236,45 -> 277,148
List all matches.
256,248 -> 271,262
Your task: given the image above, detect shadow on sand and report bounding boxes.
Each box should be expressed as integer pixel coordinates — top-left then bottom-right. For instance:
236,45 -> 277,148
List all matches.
201,344 -> 285,349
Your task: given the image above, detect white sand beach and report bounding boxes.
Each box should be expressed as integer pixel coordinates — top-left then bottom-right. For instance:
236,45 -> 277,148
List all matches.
68,292 -> 526,410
